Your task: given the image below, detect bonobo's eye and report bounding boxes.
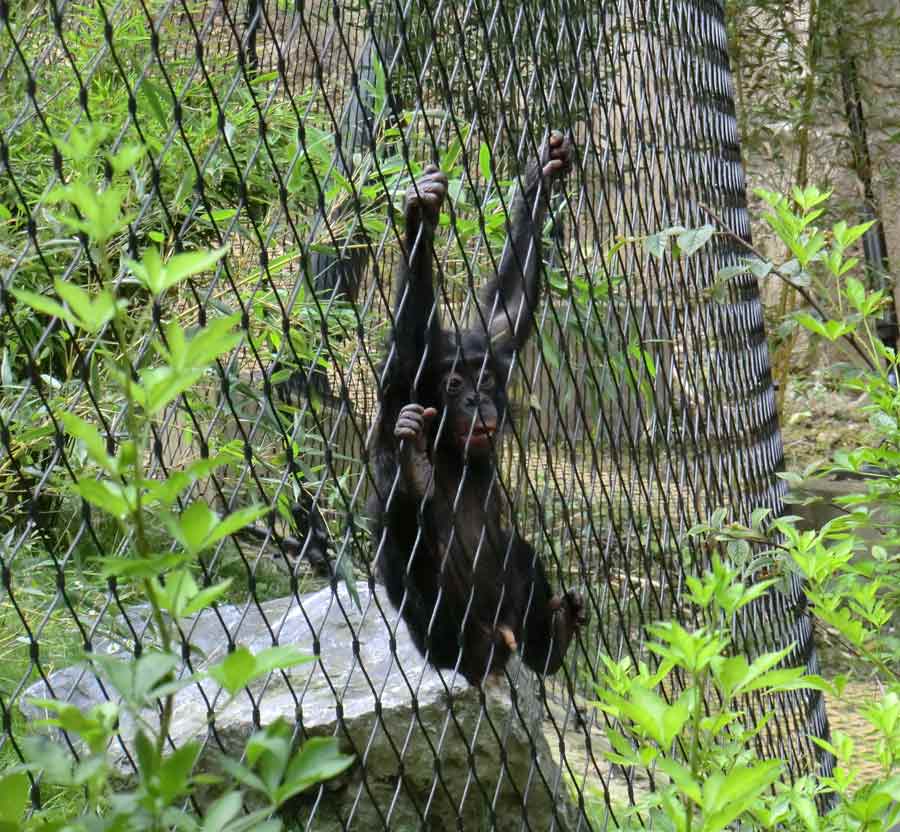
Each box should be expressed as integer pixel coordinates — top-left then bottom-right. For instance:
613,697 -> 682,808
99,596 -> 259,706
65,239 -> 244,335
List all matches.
477,371 -> 495,392
445,373 -> 464,396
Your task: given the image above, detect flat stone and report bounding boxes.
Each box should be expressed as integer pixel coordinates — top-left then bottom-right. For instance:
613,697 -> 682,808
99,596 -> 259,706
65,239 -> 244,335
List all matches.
21,582 -> 576,831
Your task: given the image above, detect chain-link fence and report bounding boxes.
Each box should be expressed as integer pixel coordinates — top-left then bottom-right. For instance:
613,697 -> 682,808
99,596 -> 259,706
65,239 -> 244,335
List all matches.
1,0 -> 831,829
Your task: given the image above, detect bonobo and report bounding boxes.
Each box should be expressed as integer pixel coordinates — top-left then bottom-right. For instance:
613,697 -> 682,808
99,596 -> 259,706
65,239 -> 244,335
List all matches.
371,130 -> 586,685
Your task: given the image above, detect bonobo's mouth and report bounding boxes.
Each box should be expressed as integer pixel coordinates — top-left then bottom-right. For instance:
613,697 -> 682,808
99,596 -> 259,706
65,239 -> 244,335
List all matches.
461,422 -> 497,450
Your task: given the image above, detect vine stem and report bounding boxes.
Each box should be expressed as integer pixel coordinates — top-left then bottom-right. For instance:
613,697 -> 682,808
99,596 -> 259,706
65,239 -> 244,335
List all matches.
99,243 -> 175,761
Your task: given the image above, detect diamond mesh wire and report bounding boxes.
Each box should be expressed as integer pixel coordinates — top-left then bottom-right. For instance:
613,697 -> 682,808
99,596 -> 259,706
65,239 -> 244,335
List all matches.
0,0 -> 831,828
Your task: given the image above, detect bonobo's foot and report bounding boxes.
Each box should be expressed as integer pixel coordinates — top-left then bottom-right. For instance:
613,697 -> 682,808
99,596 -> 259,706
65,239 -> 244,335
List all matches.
406,164 -> 449,227
549,589 -> 588,646
497,625 -> 518,652
395,403 -> 437,498
541,130 -> 574,180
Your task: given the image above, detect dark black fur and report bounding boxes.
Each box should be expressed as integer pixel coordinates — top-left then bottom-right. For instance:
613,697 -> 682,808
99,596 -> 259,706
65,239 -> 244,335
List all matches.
240,492 -> 332,577
371,131 -> 586,685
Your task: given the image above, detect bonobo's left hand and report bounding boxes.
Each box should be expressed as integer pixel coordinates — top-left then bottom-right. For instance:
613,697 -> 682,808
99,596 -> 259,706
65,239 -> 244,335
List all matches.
540,130 -> 573,181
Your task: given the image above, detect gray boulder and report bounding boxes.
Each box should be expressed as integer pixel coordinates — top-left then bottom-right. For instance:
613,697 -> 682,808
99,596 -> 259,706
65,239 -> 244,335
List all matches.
21,582 -> 576,831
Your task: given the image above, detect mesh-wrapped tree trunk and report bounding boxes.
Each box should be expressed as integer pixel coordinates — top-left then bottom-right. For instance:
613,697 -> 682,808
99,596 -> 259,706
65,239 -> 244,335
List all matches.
0,0 -> 830,828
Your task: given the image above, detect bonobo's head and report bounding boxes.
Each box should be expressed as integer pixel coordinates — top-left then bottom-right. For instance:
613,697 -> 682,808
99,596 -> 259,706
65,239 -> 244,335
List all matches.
433,330 -> 511,459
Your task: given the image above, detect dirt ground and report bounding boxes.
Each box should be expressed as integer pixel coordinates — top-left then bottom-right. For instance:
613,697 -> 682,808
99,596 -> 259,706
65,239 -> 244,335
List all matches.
779,376 -> 877,472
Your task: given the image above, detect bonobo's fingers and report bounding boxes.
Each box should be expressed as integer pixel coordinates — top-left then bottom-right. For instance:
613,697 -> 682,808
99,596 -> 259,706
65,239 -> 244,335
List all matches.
406,167 -> 449,225
395,403 -> 425,440
563,589 -> 588,627
395,403 -> 438,452
541,129 -> 573,179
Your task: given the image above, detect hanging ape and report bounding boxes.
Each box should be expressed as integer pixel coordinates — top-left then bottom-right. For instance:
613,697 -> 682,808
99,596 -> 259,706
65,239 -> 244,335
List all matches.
371,130 -> 586,685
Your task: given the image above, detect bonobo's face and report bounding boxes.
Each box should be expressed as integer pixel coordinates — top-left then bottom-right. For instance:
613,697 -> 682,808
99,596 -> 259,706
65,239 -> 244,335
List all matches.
440,359 -> 503,457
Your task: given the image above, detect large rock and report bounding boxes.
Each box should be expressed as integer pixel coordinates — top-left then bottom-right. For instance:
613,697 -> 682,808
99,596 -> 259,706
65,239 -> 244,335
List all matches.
21,582 -> 576,831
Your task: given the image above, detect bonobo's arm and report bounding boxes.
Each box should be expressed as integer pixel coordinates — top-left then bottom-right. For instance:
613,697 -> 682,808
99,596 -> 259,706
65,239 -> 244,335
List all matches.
388,166 -> 448,499
479,131 -> 572,349
392,165 -> 448,369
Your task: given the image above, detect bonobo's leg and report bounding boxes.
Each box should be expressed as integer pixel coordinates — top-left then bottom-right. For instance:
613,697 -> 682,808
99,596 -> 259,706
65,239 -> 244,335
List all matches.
516,542 -> 587,675
477,130 -> 573,348
394,403 -> 437,498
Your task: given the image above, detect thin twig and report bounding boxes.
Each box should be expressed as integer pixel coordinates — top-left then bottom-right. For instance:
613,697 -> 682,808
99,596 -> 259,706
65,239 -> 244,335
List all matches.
699,202 -> 877,372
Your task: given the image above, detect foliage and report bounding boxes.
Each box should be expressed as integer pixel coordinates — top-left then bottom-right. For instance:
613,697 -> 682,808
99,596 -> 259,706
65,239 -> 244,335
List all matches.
0,167 -> 353,831
585,191 -> 899,830
725,0 -> 900,415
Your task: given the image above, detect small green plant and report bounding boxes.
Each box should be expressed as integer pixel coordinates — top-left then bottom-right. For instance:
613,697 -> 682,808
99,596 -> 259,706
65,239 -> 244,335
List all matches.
588,555 -> 830,832
0,156 -> 353,830
587,192 -> 899,831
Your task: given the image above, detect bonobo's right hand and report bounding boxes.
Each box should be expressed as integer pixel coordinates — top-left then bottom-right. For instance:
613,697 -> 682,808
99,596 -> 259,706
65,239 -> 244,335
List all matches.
394,403 -> 438,453
540,130 -> 573,180
405,165 -> 448,228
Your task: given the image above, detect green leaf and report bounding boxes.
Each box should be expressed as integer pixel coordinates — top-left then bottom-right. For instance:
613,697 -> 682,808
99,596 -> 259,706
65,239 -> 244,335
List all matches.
162,248 -> 229,290
158,741 -> 202,802
138,79 -> 169,129
203,505 -> 269,547
74,478 -> 132,520
833,218 -> 874,248
794,312 -> 854,342
0,772 -> 29,824
20,736 -> 77,785
175,501 -> 219,554
202,793 -> 244,832
154,569 -> 233,618
748,258 -> 774,279
478,142 -> 492,183
702,761 -> 783,832
10,288 -> 76,326
202,793 -> 245,832
61,412 -> 115,473
333,552 -> 361,613
107,143 -> 146,175
276,737 -> 354,804
215,755 -> 268,797
54,279 -> 118,332
167,314 -> 243,370
676,224 -> 715,256
138,365 -> 204,417
656,758 -> 701,805
209,645 -> 313,696
844,277 -> 867,312
128,247 -> 227,296
100,552 -> 193,580
715,263 -> 750,282
92,652 -> 179,707
644,233 -> 667,259
135,729 -> 159,780
48,182 -> 130,244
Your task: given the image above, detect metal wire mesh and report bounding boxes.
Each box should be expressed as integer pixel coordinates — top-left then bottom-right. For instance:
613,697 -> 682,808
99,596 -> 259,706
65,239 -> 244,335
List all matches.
0,0 -> 831,828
